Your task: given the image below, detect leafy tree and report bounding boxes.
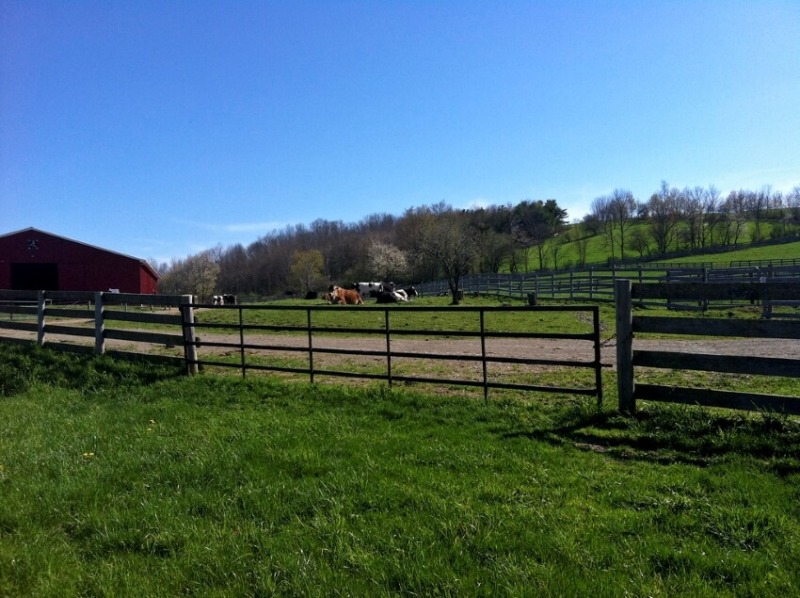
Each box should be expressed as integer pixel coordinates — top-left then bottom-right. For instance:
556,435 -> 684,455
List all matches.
512,199 -> 567,270
289,249 -> 326,294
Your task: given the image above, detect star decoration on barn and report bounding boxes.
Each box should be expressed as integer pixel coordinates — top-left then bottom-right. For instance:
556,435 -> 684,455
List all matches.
27,238 -> 40,254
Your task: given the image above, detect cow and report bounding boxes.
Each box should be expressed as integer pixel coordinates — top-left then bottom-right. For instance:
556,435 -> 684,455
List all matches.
222,294 -> 236,305
403,286 -> 419,300
212,295 -> 224,305
329,285 -> 364,305
353,282 -> 384,298
376,289 -> 409,303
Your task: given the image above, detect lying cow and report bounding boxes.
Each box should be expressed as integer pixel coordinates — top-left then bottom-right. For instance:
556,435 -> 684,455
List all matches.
328,285 -> 364,305
403,286 -> 418,299
376,289 -> 409,303
353,282 -> 384,298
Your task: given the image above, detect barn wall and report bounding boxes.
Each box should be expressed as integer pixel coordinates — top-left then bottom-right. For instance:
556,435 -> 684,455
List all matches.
0,229 -> 158,293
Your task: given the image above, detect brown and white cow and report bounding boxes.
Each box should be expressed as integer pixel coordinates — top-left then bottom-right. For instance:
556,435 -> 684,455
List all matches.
328,285 -> 364,305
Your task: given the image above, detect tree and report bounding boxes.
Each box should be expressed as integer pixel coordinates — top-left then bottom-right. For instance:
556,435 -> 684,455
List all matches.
647,181 -> 682,255
607,189 -> 637,260
289,249 -> 326,294
512,199 -> 567,270
412,204 -> 476,305
367,241 -> 409,281
158,248 -> 220,300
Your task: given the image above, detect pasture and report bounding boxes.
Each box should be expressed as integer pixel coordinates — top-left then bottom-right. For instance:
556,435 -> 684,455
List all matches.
2,343 -> 800,596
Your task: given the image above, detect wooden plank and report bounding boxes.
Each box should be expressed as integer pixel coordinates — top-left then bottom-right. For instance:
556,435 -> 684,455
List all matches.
634,316 -> 800,339
104,329 -> 183,346
46,307 -> 93,319
633,350 -> 800,377
632,281 -> 800,301
0,290 -> 39,301
45,291 -> 95,302
0,305 -> 38,316
615,279 -> 635,412
103,293 -> 186,307
0,321 -> 37,332
103,311 -> 182,325
634,384 -> 800,415
45,325 -> 94,337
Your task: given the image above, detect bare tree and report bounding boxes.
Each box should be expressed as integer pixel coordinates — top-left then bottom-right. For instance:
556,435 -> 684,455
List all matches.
607,189 -> 637,260
158,248 -> 220,300
413,204 -> 476,305
647,181 -> 682,256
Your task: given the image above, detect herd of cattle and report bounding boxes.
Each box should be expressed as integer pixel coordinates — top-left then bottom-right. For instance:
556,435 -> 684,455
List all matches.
324,282 -> 418,305
211,283 -> 418,306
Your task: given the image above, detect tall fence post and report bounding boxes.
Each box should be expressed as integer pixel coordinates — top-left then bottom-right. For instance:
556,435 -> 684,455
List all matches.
181,294 -> 198,375
37,291 -> 46,347
94,291 -> 105,354
615,279 -> 635,413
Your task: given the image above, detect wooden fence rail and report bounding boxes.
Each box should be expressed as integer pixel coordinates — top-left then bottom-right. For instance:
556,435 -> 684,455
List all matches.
185,303 -> 604,403
0,290 -> 194,369
418,264 -> 800,309
615,280 -> 800,414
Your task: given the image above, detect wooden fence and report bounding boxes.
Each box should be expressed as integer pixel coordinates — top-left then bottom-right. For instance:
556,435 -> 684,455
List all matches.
418,264 -> 800,311
186,302 -> 604,403
0,290 -> 195,369
615,280 -> 800,414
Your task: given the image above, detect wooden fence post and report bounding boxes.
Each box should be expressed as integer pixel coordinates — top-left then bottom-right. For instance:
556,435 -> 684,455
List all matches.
94,291 -> 105,354
615,279 -> 635,413
181,295 -> 198,375
37,291 -> 46,347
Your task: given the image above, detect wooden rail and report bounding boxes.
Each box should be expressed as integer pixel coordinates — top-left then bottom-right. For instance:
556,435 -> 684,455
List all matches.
615,280 -> 800,414
185,303 -> 604,403
0,290 -> 192,370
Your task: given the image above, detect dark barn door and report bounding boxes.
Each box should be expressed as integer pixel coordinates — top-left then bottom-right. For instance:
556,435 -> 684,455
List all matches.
10,263 -> 59,290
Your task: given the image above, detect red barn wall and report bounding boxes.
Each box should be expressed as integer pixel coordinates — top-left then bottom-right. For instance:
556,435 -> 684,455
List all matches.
0,228 -> 158,293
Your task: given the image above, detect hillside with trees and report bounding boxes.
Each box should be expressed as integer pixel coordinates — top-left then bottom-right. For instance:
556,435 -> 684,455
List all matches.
154,182 -> 800,300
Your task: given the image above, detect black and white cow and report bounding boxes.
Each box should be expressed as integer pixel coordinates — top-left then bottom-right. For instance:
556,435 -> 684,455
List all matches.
353,282 -> 384,298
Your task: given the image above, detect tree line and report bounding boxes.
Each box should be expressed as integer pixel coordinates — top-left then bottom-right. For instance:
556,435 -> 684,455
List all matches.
154,182 -> 800,304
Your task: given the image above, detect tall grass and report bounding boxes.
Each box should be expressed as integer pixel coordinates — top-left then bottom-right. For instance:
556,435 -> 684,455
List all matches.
2,343 -> 800,596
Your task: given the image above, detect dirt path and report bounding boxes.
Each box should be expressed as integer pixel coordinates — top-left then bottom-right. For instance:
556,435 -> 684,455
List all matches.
3,324 -> 799,370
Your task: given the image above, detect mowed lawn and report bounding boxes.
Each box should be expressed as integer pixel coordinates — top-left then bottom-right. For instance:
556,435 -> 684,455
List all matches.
2,344 -> 800,596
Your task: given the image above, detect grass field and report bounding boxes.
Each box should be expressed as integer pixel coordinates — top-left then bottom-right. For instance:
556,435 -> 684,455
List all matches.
2,343 -> 800,596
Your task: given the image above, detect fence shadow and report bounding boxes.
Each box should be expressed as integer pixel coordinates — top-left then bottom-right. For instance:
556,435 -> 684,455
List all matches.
502,401 -> 800,475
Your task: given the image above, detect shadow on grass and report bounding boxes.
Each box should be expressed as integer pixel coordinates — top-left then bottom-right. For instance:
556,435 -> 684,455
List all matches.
505,400 -> 800,476
0,341 -> 184,397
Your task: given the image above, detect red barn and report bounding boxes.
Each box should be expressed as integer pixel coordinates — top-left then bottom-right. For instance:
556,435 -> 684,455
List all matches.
0,227 -> 159,293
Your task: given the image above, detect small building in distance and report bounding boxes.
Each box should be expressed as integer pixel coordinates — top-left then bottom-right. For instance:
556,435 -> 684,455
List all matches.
0,227 -> 159,293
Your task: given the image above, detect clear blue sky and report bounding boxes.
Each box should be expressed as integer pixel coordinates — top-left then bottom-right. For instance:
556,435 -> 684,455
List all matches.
2,1 -> 799,266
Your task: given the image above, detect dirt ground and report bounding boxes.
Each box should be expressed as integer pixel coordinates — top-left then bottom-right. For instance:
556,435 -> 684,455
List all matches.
4,323 -> 799,370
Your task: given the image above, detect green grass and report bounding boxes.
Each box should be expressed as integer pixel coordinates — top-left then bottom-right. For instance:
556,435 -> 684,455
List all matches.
2,344 -> 800,596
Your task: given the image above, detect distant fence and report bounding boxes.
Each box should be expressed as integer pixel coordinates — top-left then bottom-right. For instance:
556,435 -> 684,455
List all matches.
0,290 -> 194,369
418,263 -> 800,310
186,302 -> 604,403
615,280 -> 800,414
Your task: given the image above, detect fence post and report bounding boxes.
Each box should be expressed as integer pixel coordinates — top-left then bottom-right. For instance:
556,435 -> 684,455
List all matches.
94,291 -> 105,354
615,279 -> 635,413
37,290 -> 46,347
181,295 -> 198,375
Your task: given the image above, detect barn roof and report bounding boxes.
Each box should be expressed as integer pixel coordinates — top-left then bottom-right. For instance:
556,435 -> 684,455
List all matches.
0,227 -> 160,279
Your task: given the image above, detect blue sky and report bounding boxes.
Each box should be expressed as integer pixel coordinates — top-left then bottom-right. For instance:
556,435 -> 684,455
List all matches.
2,1 -> 799,265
